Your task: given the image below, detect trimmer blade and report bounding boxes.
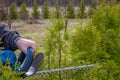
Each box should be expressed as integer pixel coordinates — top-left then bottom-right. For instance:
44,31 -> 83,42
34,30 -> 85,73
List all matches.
22,53 -> 44,78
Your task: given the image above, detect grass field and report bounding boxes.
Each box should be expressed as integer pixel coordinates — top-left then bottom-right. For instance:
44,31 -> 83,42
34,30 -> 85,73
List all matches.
12,19 -> 86,52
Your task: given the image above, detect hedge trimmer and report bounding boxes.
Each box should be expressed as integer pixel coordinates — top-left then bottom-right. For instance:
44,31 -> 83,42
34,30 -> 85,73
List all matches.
0,48 -> 94,78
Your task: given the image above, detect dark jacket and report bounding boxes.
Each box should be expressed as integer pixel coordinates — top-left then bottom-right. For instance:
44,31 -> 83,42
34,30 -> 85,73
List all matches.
0,24 -> 20,51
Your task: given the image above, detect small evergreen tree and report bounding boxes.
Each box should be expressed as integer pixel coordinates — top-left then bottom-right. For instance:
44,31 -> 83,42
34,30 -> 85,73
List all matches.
55,0 -> 60,18
43,2 -> 49,19
111,0 -> 116,6
78,0 -> 85,18
0,4 -> 7,21
9,3 -> 18,20
32,2 -> 40,19
88,0 -> 96,17
67,1 -> 75,18
44,19 -> 66,80
19,3 -> 29,20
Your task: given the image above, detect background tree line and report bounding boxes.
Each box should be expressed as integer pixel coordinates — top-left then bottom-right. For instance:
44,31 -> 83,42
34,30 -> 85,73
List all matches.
0,0 -> 120,29
0,0 -> 92,7
0,0 -> 120,7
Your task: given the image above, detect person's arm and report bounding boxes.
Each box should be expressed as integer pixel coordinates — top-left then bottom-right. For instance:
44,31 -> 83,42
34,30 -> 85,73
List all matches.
0,24 -> 20,51
0,24 -> 36,55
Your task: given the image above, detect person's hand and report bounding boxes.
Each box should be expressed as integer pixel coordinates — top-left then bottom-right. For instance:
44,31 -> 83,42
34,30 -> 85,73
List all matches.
16,38 -> 36,55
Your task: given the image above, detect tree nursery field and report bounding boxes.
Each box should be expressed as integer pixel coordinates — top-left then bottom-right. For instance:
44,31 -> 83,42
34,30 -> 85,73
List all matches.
0,0 -> 120,80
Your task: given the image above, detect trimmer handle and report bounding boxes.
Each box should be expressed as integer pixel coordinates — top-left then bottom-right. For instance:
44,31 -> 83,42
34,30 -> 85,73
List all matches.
17,47 -> 34,72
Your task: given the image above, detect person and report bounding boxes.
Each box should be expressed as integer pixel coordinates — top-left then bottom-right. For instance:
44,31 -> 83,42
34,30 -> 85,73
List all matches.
0,24 -> 36,55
